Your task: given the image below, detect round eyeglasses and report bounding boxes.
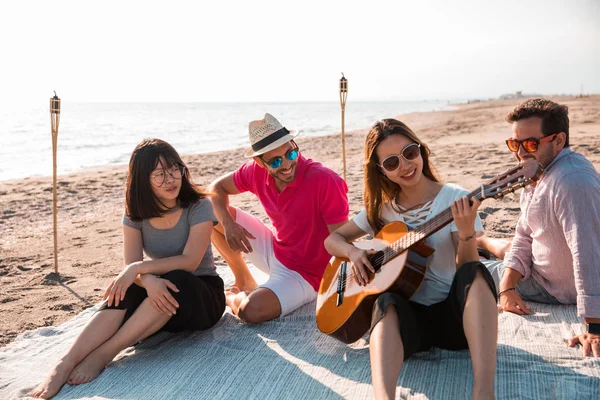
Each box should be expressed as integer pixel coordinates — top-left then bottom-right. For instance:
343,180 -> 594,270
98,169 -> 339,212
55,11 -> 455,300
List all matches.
378,143 -> 421,172
150,165 -> 185,186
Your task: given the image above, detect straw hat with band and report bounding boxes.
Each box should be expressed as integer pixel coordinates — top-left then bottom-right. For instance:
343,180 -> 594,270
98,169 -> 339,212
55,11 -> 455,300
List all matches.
244,113 -> 299,158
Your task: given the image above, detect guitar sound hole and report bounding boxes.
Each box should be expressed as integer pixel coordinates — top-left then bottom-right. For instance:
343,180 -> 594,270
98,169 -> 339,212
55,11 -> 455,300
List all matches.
369,251 -> 385,272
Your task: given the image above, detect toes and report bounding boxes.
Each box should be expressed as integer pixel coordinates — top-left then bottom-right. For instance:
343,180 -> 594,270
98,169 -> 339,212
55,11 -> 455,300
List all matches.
68,371 -> 81,385
29,386 -> 46,398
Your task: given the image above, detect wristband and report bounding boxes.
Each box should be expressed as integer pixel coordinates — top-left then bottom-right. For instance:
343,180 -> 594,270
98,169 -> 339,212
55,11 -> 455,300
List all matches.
498,287 -> 516,296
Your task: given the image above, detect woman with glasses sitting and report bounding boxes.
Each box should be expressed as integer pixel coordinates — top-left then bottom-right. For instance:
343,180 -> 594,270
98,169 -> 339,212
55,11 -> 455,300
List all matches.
324,119 -> 498,400
30,138 -> 225,399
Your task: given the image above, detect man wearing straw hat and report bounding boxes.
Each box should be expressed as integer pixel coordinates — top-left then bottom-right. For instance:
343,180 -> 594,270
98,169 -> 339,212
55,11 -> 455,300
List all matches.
209,113 -> 349,323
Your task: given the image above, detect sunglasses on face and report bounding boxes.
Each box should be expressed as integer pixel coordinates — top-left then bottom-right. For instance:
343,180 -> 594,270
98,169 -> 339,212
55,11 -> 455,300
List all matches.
505,133 -> 557,153
378,143 -> 421,172
261,147 -> 299,169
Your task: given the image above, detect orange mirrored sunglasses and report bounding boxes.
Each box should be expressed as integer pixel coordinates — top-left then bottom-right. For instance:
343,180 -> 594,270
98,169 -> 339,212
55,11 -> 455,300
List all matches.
505,133 -> 557,153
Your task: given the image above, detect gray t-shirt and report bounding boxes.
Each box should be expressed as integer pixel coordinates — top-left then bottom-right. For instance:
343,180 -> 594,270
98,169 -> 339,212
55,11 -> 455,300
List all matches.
123,198 -> 218,277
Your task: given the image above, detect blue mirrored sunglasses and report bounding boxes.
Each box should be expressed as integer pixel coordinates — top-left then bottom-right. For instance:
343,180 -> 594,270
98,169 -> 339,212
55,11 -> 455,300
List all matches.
262,148 -> 299,169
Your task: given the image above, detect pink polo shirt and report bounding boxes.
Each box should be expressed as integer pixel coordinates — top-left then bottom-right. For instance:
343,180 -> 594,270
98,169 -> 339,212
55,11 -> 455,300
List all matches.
233,155 -> 349,290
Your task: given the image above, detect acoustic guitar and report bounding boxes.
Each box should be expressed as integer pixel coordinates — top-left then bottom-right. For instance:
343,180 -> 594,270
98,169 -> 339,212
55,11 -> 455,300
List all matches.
316,159 -> 543,344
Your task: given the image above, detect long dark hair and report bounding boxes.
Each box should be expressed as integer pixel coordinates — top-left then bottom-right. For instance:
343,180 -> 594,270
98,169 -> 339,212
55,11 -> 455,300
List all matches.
125,138 -> 208,221
363,119 -> 440,233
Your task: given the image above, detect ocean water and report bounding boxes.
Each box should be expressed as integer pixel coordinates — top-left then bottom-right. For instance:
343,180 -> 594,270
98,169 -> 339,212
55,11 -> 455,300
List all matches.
0,100 -> 450,181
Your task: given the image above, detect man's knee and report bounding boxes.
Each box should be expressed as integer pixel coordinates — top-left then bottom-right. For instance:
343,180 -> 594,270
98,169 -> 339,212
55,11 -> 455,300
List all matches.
237,296 -> 281,324
238,302 -> 267,324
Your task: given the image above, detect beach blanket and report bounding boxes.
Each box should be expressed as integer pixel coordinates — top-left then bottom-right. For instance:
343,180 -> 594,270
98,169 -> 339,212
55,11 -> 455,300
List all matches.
2,268 -> 600,399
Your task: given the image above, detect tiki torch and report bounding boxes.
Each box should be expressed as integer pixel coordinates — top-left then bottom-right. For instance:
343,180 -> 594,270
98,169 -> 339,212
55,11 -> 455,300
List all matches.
50,91 -> 61,274
339,73 -> 348,181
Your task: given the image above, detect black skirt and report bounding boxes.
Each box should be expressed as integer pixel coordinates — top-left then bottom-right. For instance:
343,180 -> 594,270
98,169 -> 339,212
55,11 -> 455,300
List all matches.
370,261 -> 497,360
99,269 -> 226,333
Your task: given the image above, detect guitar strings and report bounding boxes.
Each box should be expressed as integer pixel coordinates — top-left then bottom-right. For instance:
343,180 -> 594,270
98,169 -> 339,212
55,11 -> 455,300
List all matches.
330,169 -> 530,298
366,189 -> 486,267
338,190 -> 491,287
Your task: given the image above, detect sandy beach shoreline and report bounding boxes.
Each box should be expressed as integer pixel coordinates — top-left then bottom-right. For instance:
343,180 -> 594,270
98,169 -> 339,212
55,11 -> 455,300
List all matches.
1,96 -> 599,347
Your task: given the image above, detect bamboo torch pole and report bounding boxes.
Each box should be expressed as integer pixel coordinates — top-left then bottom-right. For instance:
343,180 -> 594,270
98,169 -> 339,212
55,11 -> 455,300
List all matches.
339,73 -> 348,181
50,92 -> 61,274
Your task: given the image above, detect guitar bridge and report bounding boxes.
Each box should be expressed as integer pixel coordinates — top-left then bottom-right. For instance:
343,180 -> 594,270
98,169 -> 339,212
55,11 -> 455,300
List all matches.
336,261 -> 347,307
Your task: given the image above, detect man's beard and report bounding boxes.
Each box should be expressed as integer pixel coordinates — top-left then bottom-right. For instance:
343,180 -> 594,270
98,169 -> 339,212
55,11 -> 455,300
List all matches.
268,164 -> 296,184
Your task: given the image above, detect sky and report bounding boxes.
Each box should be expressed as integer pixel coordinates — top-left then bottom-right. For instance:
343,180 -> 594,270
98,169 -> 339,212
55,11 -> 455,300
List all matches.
1,0 -> 599,103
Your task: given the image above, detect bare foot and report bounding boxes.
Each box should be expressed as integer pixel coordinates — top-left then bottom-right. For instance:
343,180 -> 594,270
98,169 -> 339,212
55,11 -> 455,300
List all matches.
225,286 -> 253,317
67,351 -> 111,385
473,387 -> 496,400
225,284 -> 241,293
29,360 -> 75,399
228,277 -> 258,293
477,236 -> 512,260
225,287 -> 243,306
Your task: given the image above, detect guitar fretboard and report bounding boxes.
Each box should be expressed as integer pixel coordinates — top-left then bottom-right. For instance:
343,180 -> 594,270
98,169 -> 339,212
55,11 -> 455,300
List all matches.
372,187 -> 485,266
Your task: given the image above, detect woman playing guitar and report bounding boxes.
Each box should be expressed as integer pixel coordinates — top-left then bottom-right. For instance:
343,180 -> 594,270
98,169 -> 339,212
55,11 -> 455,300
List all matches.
324,119 -> 498,400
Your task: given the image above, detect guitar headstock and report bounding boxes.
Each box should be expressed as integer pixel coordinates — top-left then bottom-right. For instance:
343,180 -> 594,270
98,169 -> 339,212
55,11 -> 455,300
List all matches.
481,159 -> 543,199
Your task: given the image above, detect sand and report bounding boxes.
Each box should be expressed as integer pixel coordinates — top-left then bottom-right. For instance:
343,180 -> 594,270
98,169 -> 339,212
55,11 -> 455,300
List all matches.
1,96 -> 599,346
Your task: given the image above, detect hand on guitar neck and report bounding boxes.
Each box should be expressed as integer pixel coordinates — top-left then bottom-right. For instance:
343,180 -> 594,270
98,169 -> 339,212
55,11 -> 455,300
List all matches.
451,196 -> 482,268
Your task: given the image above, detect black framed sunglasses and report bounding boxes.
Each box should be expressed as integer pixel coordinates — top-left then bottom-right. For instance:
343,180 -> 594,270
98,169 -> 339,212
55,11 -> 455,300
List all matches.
260,146 -> 299,169
378,143 -> 421,172
505,133 -> 557,153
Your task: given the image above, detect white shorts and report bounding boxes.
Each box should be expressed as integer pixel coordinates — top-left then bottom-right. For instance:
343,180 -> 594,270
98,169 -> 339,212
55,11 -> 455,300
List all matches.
235,208 -> 317,316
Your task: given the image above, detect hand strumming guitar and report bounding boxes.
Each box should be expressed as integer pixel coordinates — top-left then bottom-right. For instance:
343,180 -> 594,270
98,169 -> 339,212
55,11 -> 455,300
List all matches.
348,247 -> 377,286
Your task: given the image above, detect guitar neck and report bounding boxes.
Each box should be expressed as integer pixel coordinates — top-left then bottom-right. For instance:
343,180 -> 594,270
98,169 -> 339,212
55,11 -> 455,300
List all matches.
383,188 -> 484,263
369,160 -> 542,269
